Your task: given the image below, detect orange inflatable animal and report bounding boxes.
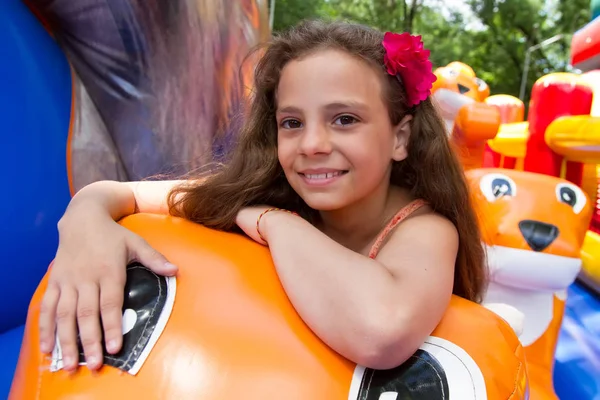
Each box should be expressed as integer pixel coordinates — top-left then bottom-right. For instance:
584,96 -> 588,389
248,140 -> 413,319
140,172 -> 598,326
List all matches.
431,62 -> 501,170
432,62 -> 490,102
467,169 -> 593,400
10,214 -> 528,399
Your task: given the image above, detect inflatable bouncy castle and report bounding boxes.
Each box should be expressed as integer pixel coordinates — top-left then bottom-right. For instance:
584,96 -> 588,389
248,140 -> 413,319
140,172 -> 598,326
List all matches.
2,1 -> 535,399
571,15 -> 600,292
3,1 -> 598,399
436,12 -> 600,396
438,59 -> 600,398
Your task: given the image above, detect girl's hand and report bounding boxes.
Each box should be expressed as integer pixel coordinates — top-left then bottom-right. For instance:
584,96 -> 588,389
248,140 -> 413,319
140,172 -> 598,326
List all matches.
38,206 -> 178,372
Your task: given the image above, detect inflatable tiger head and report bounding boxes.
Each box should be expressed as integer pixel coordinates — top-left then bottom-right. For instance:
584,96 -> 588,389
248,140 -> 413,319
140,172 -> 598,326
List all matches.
467,168 -> 592,400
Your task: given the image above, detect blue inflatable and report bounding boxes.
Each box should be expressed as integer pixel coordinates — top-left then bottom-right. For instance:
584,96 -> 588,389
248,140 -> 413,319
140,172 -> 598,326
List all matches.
554,283 -> 600,400
0,0 -> 72,395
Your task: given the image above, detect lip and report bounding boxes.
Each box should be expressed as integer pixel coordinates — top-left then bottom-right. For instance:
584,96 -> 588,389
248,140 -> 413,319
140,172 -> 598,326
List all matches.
297,169 -> 348,187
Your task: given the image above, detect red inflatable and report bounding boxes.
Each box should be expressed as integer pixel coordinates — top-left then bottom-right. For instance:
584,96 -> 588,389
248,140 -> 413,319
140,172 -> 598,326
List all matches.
571,17 -> 600,72
524,73 -> 593,182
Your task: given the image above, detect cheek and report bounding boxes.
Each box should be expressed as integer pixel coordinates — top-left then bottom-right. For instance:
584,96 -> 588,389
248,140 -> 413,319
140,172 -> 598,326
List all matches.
277,138 -> 294,169
347,136 -> 392,170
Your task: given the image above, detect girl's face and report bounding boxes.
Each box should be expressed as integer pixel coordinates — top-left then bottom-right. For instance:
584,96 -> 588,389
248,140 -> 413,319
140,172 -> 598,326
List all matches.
276,49 -> 411,212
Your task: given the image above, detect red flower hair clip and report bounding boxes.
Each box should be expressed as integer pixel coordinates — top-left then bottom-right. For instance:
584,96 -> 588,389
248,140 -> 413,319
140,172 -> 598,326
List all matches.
382,32 -> 437,107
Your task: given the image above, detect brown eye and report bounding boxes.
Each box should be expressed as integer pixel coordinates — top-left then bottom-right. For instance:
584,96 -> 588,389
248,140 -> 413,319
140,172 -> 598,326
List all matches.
334,115 -> 357,126
281,119 -> 302,129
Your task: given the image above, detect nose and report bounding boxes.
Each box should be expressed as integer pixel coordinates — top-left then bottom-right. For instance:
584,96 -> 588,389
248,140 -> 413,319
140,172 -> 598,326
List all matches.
518,220 -> 559,252
299,124 -> 332,155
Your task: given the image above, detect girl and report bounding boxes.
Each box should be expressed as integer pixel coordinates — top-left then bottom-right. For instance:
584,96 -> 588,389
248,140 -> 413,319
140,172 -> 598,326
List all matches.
39,20 -> 487,373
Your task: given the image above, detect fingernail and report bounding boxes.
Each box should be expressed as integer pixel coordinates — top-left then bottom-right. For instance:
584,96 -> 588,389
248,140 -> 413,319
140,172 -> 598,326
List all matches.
165,262 -> 177,270
107,340 -> 118,353
64,356 -> 74,367
40,342 -> 48,352
87,355 -> 98,366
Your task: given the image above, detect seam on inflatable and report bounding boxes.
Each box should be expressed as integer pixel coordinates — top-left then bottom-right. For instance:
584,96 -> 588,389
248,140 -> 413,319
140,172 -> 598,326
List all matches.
426,339 -> 476,397
508,358 -> 523,400
418,357 -> 447,399
35,348 -> 44,399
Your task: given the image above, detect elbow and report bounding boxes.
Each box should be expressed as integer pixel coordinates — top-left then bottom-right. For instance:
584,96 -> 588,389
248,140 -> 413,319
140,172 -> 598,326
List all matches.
351,326 -> 424,370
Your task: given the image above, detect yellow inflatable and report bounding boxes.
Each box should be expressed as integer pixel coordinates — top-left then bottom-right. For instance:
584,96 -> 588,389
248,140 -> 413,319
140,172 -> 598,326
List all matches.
467,169 -> 592,400
484,95 -> 528,170
11,214 -> 528,399
544,106 -> 600,287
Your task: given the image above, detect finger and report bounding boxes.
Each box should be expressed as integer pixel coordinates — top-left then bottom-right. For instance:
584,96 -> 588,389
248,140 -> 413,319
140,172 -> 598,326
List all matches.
39,284 -> 60,353
99,276 -> 126,354
55,287 -> 80,371
76,283 -> 103,371
128,235 -> 177,276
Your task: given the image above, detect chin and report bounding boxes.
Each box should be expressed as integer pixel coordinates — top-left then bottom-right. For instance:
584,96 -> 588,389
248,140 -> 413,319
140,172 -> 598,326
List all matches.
300,193 -> 352,212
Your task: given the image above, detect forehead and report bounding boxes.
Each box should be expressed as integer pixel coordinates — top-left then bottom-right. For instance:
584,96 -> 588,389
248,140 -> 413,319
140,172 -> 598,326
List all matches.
276,49 -> 385,108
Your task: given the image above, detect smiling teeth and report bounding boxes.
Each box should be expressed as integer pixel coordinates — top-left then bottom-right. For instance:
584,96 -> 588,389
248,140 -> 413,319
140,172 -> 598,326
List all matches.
305,171 -> 342,179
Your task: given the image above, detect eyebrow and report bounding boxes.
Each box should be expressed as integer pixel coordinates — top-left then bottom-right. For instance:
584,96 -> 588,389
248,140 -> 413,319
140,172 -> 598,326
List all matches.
276,101 -> 369,115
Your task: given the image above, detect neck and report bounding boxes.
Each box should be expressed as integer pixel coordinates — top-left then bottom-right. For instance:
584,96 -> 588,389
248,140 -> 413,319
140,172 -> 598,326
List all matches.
318,184 -> 410,253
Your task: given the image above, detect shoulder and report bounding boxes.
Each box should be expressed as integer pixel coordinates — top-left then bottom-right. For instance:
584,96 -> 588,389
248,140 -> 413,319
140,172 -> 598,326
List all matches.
392,205 -> 457,243
404,209 -> 458,238
375,208 -> 458,270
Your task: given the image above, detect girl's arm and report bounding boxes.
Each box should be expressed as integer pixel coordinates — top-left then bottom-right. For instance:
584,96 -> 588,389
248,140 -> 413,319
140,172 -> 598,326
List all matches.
64,179 -> 186,223
261,211 -> 457,370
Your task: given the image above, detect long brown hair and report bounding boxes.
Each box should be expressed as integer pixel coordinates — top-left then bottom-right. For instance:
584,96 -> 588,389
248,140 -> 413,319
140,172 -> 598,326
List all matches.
169,19 -> 488,302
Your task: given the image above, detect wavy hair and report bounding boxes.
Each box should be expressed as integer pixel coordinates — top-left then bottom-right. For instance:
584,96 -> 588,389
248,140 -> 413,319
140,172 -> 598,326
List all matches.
169,20 -> 488,302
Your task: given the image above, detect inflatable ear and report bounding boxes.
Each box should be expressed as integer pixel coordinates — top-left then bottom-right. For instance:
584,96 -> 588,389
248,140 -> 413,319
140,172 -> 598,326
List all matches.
446,61 -> 476,78
10,214 -> 529,400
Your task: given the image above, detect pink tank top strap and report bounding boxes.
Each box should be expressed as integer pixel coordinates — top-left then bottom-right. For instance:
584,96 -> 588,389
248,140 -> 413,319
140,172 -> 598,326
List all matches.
368,199 -> 427,259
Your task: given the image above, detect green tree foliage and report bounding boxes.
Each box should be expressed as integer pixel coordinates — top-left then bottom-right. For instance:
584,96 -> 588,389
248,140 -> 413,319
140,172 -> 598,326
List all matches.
321,0 -> 423,33
271,0 -> 591,107
271,0 -> 325,32
463,0 -> 590,104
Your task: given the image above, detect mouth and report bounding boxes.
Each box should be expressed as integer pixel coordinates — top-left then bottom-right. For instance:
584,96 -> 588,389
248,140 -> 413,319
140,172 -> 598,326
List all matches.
485,245 -> 581,292
298,170 -> 348,186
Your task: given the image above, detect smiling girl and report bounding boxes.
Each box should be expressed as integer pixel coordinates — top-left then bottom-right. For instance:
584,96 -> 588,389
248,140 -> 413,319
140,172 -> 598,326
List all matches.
39,20 -> 487,373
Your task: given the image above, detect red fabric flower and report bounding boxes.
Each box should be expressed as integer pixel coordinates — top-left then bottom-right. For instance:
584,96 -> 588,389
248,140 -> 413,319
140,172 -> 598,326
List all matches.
382,32 -> 437,107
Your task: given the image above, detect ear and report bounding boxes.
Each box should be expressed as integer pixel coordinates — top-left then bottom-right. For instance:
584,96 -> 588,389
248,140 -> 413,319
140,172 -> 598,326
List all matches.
392,114 -> 412,162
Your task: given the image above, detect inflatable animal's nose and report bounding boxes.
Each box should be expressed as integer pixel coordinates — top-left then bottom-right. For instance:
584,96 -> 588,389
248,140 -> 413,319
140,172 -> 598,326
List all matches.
518,220 -> 559,252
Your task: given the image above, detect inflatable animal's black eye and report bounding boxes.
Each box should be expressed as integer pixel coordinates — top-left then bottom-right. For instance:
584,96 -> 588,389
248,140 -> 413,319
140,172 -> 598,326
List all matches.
51,262 -> 176,375
480,173 -> 517,202
353,350 -> 449,400
559,187 -> 576,206
491,178 -> 513,197
555,183 -> 586,214
349,337 -> 488,400
474,77 -> 487,91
